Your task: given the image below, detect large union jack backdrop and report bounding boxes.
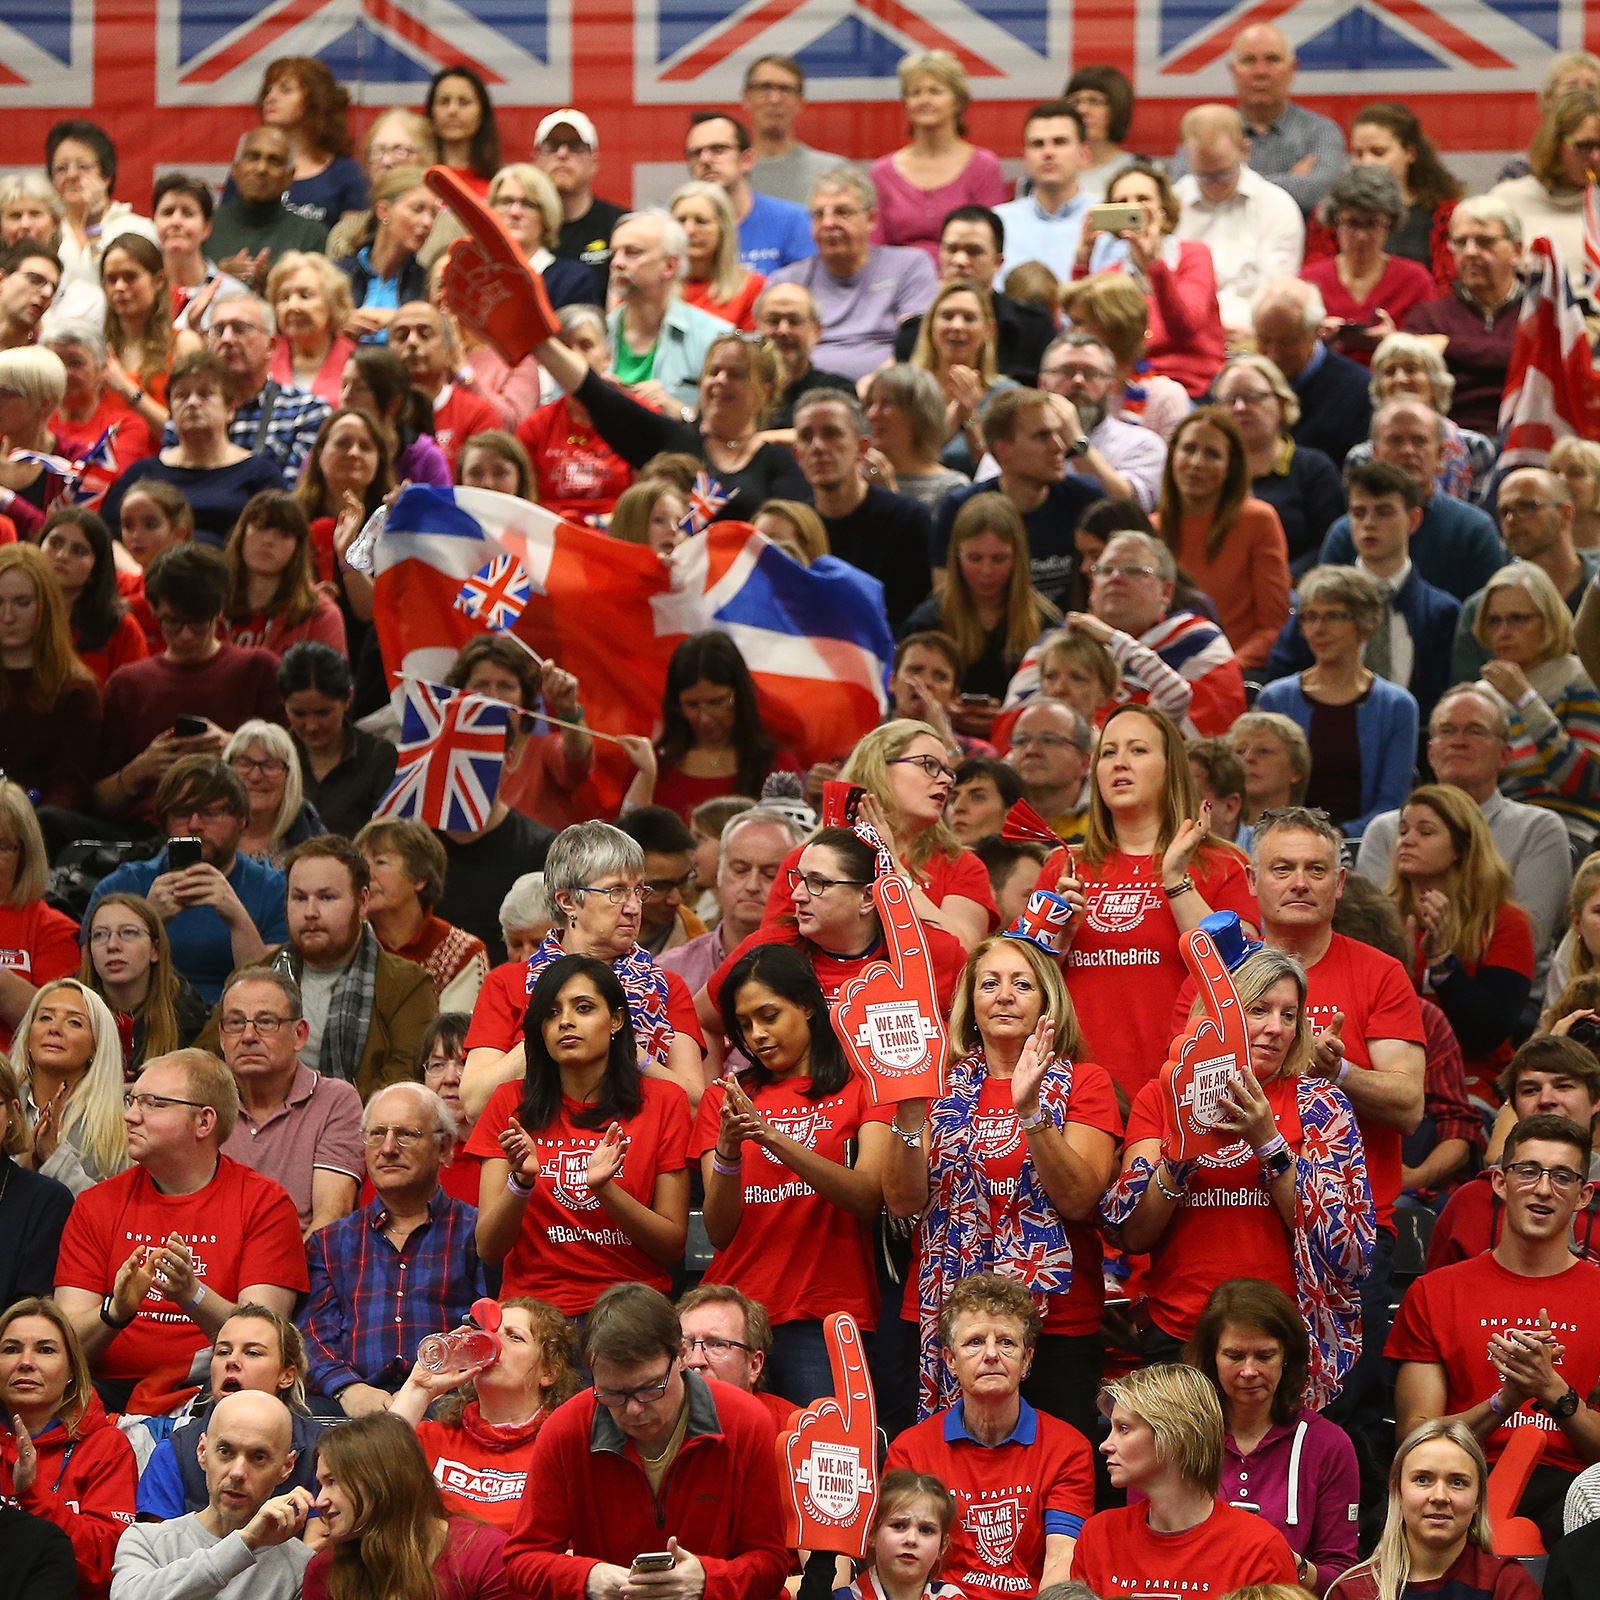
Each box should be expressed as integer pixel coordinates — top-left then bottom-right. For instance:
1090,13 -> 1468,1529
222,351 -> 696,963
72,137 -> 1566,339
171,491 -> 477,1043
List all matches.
0,0 -> 1593,210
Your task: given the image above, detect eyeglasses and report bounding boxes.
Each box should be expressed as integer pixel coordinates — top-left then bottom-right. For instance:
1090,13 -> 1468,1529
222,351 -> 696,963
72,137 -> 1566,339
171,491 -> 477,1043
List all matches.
1040,363 -> 1111,384
51,158 -> 100,177
745,79 -> 800,96
1449,232 -> 1508,252
646,870 -> 697,896
687,142 -> 739,161
1010,732 -> 1083,751
1223,388 -> 1277,407
424,1055 -> 465,1076
684,1335 -> 754,1356
230,756 -> 289,777
1499,501 -> 1557,520
371,142 -> 422,162
363,1124 -> 435,1147
539,137 -> 592,155
124,1092 -> 205,1113
1334,214 -> 1389,233
811,204 -> 864,222
1485,611 -> 1541,629
154,612 -> 214,636
1299,608 -> 1355,626
90,924 -> 151,946
593,1369 -> 674,1408
210,318 -> 268,339
167,803 -> 234,825
1503,1160 -> 1586,1194
788,868 -> 870,897
1431,721 -> 1500,740
219,1013 -> 294,1036
1089,561 -> 1159,581
578,883 -> 655,904
889,754 -> 956,783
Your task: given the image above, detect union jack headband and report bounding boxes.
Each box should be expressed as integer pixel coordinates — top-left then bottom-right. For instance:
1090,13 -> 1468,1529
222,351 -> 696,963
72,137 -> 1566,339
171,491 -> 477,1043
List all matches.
1005,889 -> 1074,956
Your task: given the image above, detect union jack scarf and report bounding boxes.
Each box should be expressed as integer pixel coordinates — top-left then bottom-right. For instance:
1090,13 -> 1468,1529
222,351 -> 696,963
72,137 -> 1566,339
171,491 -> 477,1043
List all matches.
523,933 -> 675,1067
1100,1075 -> 1373,1408
917,1048 -> 1078,1418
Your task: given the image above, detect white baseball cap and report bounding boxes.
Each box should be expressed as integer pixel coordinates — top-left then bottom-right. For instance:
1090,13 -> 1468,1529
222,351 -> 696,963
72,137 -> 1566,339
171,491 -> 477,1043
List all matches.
534,109 -> 598,151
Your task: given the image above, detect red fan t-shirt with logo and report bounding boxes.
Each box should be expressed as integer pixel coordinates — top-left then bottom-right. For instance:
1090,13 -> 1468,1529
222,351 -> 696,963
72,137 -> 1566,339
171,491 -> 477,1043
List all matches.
1073,1500 -> 1298,1597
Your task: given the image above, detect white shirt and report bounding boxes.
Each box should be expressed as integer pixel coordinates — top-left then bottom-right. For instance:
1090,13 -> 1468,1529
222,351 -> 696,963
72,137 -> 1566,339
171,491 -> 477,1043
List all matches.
1171,165 -> 1304,334
1356,556 -> 1415,692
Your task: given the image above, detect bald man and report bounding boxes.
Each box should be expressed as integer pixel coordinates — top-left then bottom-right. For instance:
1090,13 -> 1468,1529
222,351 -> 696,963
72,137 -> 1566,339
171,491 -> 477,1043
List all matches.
1169,24 -> 1346,215
112,1390 -> 313,1600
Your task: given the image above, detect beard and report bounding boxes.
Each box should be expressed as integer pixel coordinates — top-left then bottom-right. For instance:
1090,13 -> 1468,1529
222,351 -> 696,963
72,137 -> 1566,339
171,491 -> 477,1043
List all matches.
1071,393 -> 1109,434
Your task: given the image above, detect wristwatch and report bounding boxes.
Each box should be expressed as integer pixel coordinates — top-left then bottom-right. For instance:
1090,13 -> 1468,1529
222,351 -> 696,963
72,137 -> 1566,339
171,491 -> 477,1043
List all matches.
1541,1387 -> 1581,1419
1018,1105 -> 1053,1135
1066,434 -> 1091,458
1260,1144 -> 1292,1181
99,1292 -> 134,1329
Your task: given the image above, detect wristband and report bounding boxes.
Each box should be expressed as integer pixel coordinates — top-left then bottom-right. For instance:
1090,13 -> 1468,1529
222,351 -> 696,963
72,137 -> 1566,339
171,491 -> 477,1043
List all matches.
1487,1390 -> 1511,1421
1336,1060 -> 1351,1087
710,1151 -> 742,1177
506,1171 -> 535,1197
188,1281 -> 206,1310
1254,1134 -> 1288,1161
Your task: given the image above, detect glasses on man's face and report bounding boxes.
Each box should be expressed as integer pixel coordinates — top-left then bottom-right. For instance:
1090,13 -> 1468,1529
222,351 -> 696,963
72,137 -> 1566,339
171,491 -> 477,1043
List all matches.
210,318 -> 267,340
155,612 -> 213,637
1090,561 -> 1159,582
539,138 -> 591,156
1041,363 -> 1111,385
1449,232 -> 1507,253
646,870 -> 696,897
363,1124 -> 433,1148
90,924 -> 151,947
1503,1160 -> 1586,1194
788,868 -> 870,897
125,1092 -> 205,1113
1010,732 -> 1080,751
889,754 -> 956,784
684,1335 -> 754,1357
746,78 -> 800,97
219,1013 -> 293,1037
579,883 -> 654,905
687,142 -> 739,162
168,803 -> 233,826
230,756 -> 288,777
811,204 -> 863,223
593,1369 -> 674,1408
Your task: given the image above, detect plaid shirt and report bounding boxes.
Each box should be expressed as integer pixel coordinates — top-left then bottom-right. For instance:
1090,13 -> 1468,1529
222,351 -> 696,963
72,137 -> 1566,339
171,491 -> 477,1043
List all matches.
161,380 -> 330,479
300,1186 -> 485,1397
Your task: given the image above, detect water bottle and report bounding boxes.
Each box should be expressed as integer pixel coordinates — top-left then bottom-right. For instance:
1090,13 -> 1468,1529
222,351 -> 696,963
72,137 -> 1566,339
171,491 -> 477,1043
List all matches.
416,1297 -> 505,1374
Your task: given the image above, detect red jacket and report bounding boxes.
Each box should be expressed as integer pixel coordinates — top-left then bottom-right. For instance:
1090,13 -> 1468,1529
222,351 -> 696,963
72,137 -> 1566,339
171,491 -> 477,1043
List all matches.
505,1372 -> 788,1600
0,1392 -> 136,1600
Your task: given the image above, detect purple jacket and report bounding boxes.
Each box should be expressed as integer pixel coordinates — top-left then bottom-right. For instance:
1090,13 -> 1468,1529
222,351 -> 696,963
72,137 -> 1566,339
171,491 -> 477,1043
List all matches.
1223,1410 -> 1359,1596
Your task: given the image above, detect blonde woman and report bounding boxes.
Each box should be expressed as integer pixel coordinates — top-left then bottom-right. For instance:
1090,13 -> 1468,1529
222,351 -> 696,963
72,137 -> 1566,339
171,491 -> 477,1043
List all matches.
1543,851 -> 1600,1011
486,163 -> 594,308
224,718 -> 325,868
751,498 -> 829,565
863,364 -> 970,510
671,180 -> 764,331
326,108 -> 439,261
902,491 -> 1058,700
1328,1421 -> 1535,1600
1390,783 -> 1534,1110
1491,89 -> 1600,298
1551,436 -> 1600,549
608,478 -> 689,562
1231,712 -> 1312,825
869,50 -> 1006,263
1059,270 -> 1191,440
267,250 -> 355,405
11,977 -> 129,1194
333,165 -> 437,337
908,278 -> 1013,475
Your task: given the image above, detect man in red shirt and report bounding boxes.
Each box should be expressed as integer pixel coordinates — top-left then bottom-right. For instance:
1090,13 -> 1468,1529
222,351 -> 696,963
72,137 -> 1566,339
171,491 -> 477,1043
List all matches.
677,1282 -> 793,1430
1390,1112 -> 1600,1550
886,1274 -> 1092,1598
53,1047 -> 308,1412
389,302 -> 500,473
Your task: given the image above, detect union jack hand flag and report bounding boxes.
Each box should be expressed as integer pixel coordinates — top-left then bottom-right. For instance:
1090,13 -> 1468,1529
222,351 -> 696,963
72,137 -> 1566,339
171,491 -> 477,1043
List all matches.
679,471 -> 730,537
373,678 -> 512,833
454,553 -> 532,630
12,423 -> 121,507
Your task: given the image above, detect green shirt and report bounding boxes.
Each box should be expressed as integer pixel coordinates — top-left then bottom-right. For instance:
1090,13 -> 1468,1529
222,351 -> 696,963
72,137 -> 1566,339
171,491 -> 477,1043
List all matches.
612,336 -> 656,387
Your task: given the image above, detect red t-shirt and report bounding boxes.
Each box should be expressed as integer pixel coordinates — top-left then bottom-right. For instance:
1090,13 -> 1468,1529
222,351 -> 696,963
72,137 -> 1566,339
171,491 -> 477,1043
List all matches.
52,393 -> 161,493
1386,1251 -> 1600,1474
463,1077 -> 691,1314
54,1156 -> 309,1383
689,1075 -> 893,1328
764,843 -> 1000,935
680,272 -> 765,331
0,899 -> 81,1053
431,385 -> 503,472
414,1415 -> 543,1532
115,570 -> 161,652
1125,1073 -> 1301,1341
463,956 -> 705,1055
654,751 -> 802,825
913,1068 -> 1123,1337
885,1403 -> 1094,1600
74,611 -> 149,687
1039,844 -> 1257,1101
517,399 -> 636,519
1073,1500 -> 1298,1597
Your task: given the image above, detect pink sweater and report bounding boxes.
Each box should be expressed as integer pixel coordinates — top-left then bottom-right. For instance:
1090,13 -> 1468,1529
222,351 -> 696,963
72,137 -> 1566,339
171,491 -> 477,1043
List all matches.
869,147 -> 1009,262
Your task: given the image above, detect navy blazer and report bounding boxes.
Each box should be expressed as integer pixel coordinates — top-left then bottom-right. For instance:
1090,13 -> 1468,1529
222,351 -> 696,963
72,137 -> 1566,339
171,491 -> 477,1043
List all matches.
1290,347 -> 1372,470
1262,565 -> 1462,729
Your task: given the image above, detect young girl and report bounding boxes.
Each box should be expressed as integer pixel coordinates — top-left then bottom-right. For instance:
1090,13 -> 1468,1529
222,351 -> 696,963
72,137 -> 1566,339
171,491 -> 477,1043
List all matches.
218,489 -> 347,658
609,479 -> 690,561
40,506 -> 147,684
835,1471 -> 964,1600
114,480 -> 192,650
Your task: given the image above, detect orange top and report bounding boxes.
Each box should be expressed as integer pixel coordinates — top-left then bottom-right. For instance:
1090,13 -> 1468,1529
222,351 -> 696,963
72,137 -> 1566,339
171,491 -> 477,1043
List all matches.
1161,497 -> 1291,672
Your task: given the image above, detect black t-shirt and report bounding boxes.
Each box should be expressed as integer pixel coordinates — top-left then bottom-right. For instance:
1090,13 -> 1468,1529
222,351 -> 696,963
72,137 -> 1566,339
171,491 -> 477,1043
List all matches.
930,476 -> 1103,610
434,809 -> 556,967
769,365 -> 857,430
822,485 -> 933,631
554,197 -> 628,303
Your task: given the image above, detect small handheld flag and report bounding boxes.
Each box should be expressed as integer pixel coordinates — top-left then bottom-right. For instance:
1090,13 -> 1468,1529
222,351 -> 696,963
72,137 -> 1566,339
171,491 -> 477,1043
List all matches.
373,678 -> 511,832
455,553 -> 532,630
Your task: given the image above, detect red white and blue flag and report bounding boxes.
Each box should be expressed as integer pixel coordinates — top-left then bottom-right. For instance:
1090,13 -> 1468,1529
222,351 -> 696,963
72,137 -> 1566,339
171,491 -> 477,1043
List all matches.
454,552 -> 532,631
680,471 -> 730,538
373,677 -> 512,833
12,423 -> 122,508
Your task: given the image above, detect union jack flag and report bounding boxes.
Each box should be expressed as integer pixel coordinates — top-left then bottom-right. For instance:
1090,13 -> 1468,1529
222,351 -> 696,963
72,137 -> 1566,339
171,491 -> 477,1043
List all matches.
454,553 -> 532,631
372,677 -> 511,833
679,472 -> 730,538
1007,889 -> 1074,955
1585,178 -> 1600,293
12,424 -> 121,507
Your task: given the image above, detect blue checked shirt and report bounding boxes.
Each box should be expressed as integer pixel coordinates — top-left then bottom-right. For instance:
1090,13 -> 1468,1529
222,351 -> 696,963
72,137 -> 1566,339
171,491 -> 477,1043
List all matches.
161,381 -> 330,479
300,1187 -> 485,1397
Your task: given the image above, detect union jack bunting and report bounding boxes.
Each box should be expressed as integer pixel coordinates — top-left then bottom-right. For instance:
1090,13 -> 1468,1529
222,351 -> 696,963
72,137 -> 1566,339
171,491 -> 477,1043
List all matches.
454,552 -> 532,631
521,930 -> 677,1067
679,471 -> 730,538
373,678 -> 511,833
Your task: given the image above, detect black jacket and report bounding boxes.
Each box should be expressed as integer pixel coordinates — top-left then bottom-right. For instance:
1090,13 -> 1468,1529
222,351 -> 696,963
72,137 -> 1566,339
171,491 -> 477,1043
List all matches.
894,291 -> 1056,386
335,248 -> 429,311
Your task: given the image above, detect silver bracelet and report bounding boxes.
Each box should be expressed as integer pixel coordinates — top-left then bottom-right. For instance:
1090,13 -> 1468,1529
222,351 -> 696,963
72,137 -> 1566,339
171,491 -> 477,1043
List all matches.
891,1116 -> 928,1148
1153,1164 -> 1185,1203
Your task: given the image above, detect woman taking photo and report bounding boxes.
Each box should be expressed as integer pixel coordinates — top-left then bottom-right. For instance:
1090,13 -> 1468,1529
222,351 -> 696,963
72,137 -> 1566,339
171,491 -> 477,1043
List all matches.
390,1297 -> 578,1532
1155,407 -> 1292,672
902,492 -> 1059,701
908,278 -> 1013,475
1103,942 -> 1372,1393
1492,90 -> 1600,296
467,954 -> 691,1316
334,166 -> 438,341
1328,1422 -> 1537,1600
250,56 -> 368,231
427,68 -> 501,197
1213,355 -> 1344,574
223,718 -> 325,868
869,51 -> 1006,262
1232,711 -> 1313,827
100,351 -> 285,546
883,920 -> 1121,1430
341,345 -> 450,486
694,943 -> 897,1404
1039,703 -> 1257,1100
1390,784 -> 1535,1111
11,976 -> 128,1194
1301,167 -> 1435,364
0,1296 -> 137,1600
280,641 -> 399,836
1187,1277 -> 1361,1595
487,163 -> 595,310
863,364 -> 970,511
307,1412 -> 514,1600
267,250 -> 356,405
1256,565 -> 1419,837
79,891 -> 208,1079
1552,436 -> 1600,548
0,543 -> 102,811
1065,65 -> 1136,204
39,506 -> 147,685
671,180 -> 765,331
218,488 -> 347,657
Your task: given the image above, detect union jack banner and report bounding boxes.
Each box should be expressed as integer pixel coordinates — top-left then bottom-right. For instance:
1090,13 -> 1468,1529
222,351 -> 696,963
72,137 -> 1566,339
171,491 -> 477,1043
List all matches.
1585,178 -> 1600,293
679,471 -> 730,538
373,677 -> 511,832
454,552 -> 532,631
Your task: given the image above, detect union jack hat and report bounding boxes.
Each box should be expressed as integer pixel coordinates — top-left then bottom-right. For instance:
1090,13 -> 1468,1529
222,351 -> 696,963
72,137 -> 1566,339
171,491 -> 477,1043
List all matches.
1200,910 -> 1262,971
1005,889 -> 1074,955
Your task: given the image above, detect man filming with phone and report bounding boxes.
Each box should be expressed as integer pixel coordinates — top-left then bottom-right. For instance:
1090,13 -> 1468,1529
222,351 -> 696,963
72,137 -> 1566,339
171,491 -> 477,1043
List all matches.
505,1282 -> 789,1600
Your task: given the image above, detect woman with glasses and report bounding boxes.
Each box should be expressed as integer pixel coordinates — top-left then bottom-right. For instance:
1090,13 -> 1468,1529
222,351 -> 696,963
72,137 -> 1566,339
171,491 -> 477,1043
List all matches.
326,108 -> 439,261
692,943 -> 898,1404
1231,712 -> 1313,828
219,490 -> 347,660
1256,566 -> 1419,837
1390,784 -> 1534,1112
671,180 -> 765,332
223,718 -> 325,869
1065,66 -> 1135,205
45,119 -> 160,290
410,1012 -> 481,1205
487,165 -> 597,311
1467,561 -> 1600,855
1213,355 -> 1343,575
79,892 -> 208,1080
468,953 -> 691,1317
11,977 -> 128,1195
1491,90 -> 1600,298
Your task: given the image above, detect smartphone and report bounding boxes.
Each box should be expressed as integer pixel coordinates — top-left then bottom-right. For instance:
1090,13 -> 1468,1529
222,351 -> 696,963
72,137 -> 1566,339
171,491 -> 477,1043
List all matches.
1332,317 -> 1375,348
631,1553 -> 676,1574
960,693 -> 993,707
173,714 -> 207,738
822,780 -> 867,828
1086,201 -> 1146,235
167,837 -> 203,871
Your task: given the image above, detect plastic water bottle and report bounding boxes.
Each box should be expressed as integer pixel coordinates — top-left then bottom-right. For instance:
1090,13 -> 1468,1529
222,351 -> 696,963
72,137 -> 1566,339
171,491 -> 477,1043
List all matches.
417,1323 -> 501,1375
